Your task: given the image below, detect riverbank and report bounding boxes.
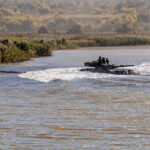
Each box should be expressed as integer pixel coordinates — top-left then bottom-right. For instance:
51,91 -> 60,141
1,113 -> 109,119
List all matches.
77,45 -> 150,52
1,33 -> 150,63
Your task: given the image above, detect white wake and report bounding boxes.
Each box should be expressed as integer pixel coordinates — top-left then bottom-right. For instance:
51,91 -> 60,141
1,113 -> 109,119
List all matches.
125,63 -> 150,76
19,67 -> 117,83
19,63 -> 150,83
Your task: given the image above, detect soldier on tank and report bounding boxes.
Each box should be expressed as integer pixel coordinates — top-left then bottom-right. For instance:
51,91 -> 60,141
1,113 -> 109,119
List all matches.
97,56 -> 102,66
98,56 -> 101,62
102,57 -> 105,65
106,58 -> 109,65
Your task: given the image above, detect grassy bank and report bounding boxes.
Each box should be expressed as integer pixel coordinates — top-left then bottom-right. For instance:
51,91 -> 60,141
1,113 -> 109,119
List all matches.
1,33 -> 150,63
0,37 -> 76,63
69,34 -> 150,47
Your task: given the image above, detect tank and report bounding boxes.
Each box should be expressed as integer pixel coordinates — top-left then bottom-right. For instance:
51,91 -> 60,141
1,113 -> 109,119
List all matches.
81,56 -> 134,75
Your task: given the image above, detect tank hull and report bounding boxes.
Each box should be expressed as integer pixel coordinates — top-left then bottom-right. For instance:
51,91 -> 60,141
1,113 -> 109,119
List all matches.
82,59 -> 135,75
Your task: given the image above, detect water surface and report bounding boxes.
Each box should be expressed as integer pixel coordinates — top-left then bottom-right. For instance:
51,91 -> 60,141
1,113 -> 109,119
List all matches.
0,47 -> 150,149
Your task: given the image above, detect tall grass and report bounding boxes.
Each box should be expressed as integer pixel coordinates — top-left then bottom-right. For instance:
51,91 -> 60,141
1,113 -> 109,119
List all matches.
94,36 -> 150,46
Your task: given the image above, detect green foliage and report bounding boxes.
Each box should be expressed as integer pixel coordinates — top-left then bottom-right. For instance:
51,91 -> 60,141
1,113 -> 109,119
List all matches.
14,41 -> 30,51
1,39 -> 13,46
0,45 -> 28,63
34,43 -> 51,56
0,39 -> 53,63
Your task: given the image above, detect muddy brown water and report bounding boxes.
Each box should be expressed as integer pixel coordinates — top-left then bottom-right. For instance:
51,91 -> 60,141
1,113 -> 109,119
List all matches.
0,47 -> 150,149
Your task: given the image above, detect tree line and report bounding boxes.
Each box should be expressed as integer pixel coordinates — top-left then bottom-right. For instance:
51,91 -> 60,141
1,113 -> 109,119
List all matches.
0,0 -> 150,34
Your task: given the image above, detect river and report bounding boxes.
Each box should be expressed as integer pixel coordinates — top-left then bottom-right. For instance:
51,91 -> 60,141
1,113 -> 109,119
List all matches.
0,47 -> 150,149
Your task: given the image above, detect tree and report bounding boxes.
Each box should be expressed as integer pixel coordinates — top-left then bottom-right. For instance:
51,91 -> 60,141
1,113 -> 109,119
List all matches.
38,26 -> 49,34
67,24 -> 82,34
67,19 -> 82,34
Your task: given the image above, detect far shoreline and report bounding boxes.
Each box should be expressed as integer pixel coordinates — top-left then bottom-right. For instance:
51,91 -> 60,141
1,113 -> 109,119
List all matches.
56,45 -> 150,51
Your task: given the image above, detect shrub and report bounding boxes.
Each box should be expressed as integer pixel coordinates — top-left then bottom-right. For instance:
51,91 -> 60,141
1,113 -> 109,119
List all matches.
38,26 -> 49,34
14,41 -> 30,52
0,39 -> 54,63
1,39 -> 13,46
34,43 -> 51,56
56,38 -> 67,45
0,45 -> 28,63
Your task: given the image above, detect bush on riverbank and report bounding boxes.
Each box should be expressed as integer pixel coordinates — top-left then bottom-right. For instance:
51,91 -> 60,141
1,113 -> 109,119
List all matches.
34,43 -> 51,56
0,44 -> 28,63
0,39 -> 53,63
14,40 -> 52,56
